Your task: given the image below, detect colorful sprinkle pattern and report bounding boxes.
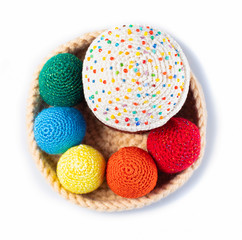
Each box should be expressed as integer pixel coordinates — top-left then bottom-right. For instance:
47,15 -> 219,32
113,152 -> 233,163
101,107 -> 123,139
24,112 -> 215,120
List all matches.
83,25 -> 190,132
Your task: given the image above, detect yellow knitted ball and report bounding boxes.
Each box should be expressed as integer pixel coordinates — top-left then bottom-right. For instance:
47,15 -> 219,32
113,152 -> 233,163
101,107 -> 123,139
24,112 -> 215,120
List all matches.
57,144 -> 106,194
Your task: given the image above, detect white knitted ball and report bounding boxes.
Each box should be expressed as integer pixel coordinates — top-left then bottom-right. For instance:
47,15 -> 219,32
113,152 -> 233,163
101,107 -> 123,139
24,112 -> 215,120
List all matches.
82,25 -> 190,132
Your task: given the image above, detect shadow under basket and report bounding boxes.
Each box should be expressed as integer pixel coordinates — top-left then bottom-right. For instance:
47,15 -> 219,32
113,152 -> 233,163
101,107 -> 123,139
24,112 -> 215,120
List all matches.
26,31 -> 207,212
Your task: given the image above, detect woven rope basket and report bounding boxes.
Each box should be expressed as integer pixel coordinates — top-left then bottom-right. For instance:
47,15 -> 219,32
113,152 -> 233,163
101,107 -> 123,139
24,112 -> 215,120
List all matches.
26,31 -> 207,212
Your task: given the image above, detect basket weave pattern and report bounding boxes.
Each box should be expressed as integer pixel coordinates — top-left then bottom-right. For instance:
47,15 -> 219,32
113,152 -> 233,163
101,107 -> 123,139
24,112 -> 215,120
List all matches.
26,31 -> 207,211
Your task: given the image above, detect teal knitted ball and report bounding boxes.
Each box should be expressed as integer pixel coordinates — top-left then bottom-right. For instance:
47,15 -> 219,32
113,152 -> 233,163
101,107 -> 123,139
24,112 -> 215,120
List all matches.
34,107 -> 86,154
39,53 -> 83,107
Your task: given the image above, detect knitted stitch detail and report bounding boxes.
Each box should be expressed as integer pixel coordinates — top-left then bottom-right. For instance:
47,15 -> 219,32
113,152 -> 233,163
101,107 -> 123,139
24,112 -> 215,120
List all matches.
34,107 -> 86,154
39,53 -> 83,107
147,117 -> 201,173
57,145 -> 106,194
106,147 -> 158,198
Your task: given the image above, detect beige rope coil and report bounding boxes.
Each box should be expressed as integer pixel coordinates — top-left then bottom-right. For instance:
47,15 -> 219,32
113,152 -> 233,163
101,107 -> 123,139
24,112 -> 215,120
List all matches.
26,31 -> 207,212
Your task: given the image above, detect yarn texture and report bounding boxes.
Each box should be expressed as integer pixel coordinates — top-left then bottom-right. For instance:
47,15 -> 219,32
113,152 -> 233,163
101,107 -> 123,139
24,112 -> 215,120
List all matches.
39,53 -> 83,106
27,30 -> 207,211
147,117 -> 201,174
57,145 -> 106,194
34,107 -> 86,154
106,147 -> 158,198
83,25 -> 190,132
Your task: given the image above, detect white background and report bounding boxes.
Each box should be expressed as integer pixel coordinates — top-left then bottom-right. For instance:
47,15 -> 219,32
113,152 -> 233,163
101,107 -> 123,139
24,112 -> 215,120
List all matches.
0,0 -> 241,239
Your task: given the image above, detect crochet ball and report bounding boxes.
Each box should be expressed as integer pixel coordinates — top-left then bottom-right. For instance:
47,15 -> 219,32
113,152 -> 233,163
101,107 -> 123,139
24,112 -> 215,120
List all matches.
34,107 -> 86,154
39,53 -> 83,106
106,147 -> 158,198
57,145 -> 106,194
147,117 -> 201,174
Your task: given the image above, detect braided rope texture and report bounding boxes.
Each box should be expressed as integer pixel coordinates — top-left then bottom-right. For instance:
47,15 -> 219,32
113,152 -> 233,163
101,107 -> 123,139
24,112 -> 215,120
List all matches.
39,53 -> 83,106
106,147 -> 158,198
26,30 -> 207,212
147,117 -> 201,174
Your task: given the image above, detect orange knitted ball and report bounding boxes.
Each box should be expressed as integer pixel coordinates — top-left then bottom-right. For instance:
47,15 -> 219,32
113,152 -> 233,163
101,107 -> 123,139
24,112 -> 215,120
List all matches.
106,147 -> 158,198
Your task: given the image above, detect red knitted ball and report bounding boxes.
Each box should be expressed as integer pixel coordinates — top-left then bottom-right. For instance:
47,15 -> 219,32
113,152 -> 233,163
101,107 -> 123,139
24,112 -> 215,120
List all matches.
147,117 -> 201,174
106,147 -> 158,199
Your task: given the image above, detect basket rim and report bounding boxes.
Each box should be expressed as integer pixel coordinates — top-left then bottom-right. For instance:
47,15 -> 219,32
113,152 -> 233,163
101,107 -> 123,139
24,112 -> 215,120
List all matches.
26,30 -> 207,212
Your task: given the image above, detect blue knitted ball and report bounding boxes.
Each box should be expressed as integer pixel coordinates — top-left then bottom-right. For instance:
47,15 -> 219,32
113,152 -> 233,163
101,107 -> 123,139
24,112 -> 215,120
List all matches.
34,107 -> 86,154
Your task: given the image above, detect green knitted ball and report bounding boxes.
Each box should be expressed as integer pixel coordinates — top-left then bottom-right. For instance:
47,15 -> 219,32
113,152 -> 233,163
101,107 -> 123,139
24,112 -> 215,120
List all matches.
39,53 -> 83,107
